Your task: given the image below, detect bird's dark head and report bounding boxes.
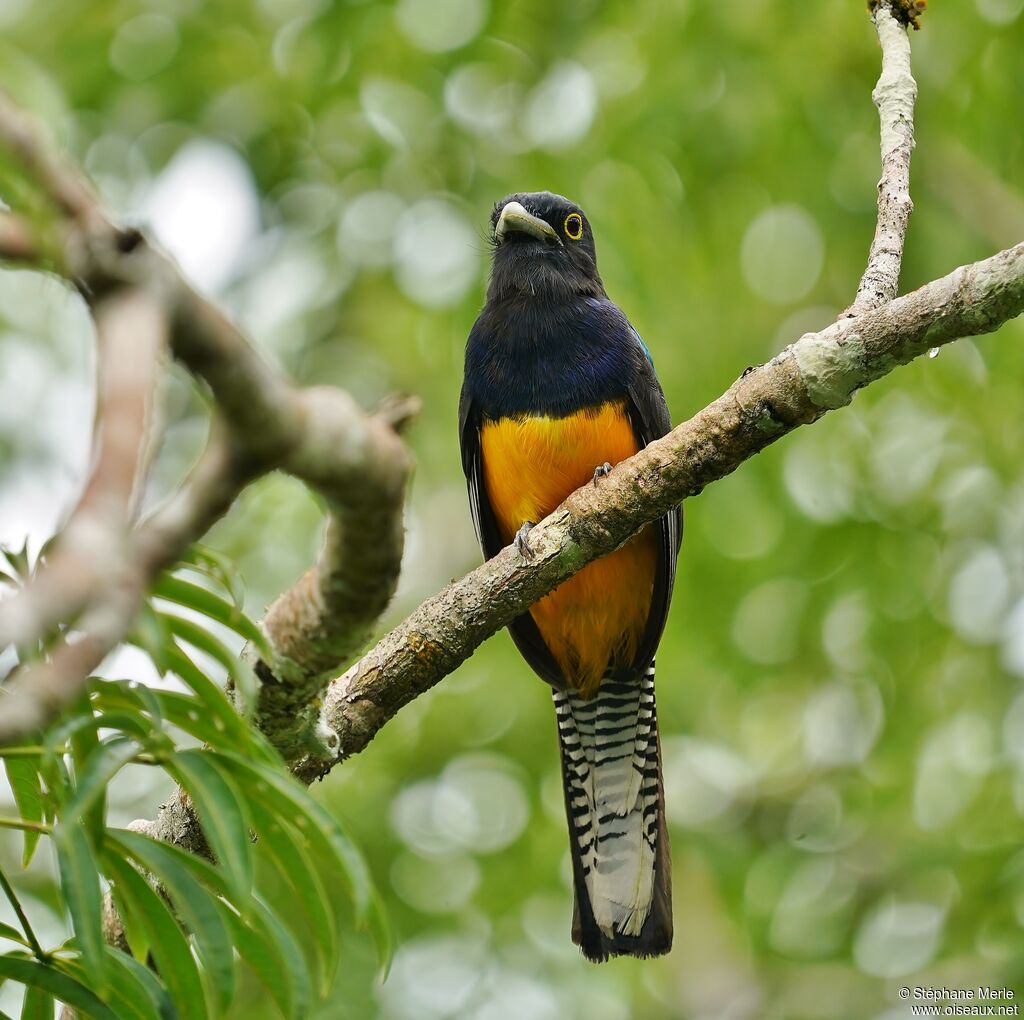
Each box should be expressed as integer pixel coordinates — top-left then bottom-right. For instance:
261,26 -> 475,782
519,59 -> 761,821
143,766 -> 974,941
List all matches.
486,191 -> 605,303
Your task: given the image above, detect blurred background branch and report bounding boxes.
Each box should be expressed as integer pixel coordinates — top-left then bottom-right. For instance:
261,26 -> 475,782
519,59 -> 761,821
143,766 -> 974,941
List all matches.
0,286 -> 166,736
0,212 -> 37,263
0,96 -> 415,748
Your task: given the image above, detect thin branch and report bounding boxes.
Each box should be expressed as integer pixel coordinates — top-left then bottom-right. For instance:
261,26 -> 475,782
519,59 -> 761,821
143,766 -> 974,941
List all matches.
0,211 -> 37,262
0,287 -> 166,656
294,240 -> 1024,782
0,429 -> 250,742
0,817 -> 52,835
0,94 -> 107,230
847,2 -> 918,315
0,862 -> 46,960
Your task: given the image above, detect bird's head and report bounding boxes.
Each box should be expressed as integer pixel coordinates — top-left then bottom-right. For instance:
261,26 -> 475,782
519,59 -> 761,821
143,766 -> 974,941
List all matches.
486,191 -> 606,303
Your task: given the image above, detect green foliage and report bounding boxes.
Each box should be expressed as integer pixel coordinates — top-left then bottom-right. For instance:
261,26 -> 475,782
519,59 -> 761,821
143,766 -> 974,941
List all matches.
0,551 -> 387,1018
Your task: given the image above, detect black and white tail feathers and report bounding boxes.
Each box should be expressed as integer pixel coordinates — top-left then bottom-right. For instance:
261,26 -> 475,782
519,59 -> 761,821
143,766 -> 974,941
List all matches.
553,662 -> 672,961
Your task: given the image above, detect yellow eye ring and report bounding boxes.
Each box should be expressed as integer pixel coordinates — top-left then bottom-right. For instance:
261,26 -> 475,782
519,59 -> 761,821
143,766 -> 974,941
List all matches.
564,213 -> 583,240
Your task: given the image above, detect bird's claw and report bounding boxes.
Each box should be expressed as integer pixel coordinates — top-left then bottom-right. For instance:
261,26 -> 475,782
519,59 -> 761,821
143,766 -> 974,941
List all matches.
515,521 -> 536,561
592,462 -> 613,486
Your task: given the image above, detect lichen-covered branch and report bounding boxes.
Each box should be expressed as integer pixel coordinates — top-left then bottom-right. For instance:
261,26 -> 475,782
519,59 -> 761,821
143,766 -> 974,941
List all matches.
847,1 -> 919,315
294,240 -> 1024,783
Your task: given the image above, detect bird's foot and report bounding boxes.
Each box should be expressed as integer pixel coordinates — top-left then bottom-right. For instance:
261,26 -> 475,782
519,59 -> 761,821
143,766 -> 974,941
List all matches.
515,521 -> 536,561
592,462 -> 613,486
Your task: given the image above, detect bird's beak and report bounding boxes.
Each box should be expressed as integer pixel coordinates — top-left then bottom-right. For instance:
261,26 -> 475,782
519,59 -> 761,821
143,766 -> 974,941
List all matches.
495,201 -> 560,245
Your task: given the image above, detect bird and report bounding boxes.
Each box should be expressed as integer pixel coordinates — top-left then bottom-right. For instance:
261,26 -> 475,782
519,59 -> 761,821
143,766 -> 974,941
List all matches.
458,192 -> 682,961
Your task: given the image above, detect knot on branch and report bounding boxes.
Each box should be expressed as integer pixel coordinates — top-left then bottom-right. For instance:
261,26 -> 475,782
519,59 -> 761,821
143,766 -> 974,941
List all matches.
869,0 -> 927,29
373,392 -> 423,435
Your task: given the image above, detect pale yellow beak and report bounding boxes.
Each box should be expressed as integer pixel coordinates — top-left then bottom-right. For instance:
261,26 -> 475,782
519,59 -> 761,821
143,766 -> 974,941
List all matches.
495,201 -> 560,244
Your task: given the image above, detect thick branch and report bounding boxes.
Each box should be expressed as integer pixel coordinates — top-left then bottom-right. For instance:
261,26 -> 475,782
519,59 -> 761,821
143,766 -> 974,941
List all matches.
249,388 -> 414,759
293,241 -> 1024,782
847,3 -> 918,315
159,276 -> 416,701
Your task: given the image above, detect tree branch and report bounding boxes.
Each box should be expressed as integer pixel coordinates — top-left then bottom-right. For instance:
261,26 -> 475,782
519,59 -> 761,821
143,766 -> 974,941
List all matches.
0,101 -> 94,225
0,288 -> 166,653
5,4 -> 1020,1000
847,2 -> 918,315
0,211 -> 37,262
0,97 -> 415,748
0,428 -> 249,741
292,240 -> 1024,781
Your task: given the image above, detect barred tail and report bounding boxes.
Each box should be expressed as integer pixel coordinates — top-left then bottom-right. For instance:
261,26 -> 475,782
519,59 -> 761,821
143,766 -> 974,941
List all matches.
553,662 -> 672,962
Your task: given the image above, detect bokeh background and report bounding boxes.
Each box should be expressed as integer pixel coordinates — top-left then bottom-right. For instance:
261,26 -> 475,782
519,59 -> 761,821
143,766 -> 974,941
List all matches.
2,0 -> 1024,1017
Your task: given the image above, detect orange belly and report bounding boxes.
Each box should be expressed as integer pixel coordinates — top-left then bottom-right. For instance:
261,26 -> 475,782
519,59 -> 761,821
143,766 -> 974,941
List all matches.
481,401 -> 657,696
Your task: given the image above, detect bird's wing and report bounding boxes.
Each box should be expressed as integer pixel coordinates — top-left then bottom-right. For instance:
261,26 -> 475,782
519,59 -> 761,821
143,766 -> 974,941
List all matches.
621,324 -> 683,675
458,383 -> 565,687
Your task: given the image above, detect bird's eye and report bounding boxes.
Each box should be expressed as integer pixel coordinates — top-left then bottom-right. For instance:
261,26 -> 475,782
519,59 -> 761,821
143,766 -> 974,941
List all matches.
563,213 -> 583,241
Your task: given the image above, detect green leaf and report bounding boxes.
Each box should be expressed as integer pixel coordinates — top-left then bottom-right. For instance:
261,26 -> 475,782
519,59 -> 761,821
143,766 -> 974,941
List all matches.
159,644 -> 272,761
100,855 -> 209,1020
222,900 -> 312,1020
160,613 -> 239,674
102,949 -> 176,1020
58,950 -> 176,1020
152,575 -> 270,659
0,922 -> 30,948
0,955 -> 118,1020
68,692 -> 100,775
3,760 -> 44,866
128,604 -> 173,674
215,753 -> 369,912
245,798 -> 337,993
64,738 -> 140,826
158,613 -> 257,716
54,823 -> 106,993
164,750 -> 252,904
364,886 -> 393,978
104,834 -> 311,1020
212,752 -> 390,966
19,984 -> 53,1020
87,682 -> 165,726
181,546 -> 247,612
66,692 -> 105,838
108,830 -> 234,1013
89,682 -> 277,764
107,884 -> 147,964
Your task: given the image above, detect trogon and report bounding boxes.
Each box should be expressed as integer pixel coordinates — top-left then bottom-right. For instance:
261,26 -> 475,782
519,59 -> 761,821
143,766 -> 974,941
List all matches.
459,192 -> 682,961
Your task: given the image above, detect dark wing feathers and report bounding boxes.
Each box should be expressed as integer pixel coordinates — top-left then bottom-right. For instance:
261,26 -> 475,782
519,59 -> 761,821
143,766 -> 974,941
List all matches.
622,330 -> 682,675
